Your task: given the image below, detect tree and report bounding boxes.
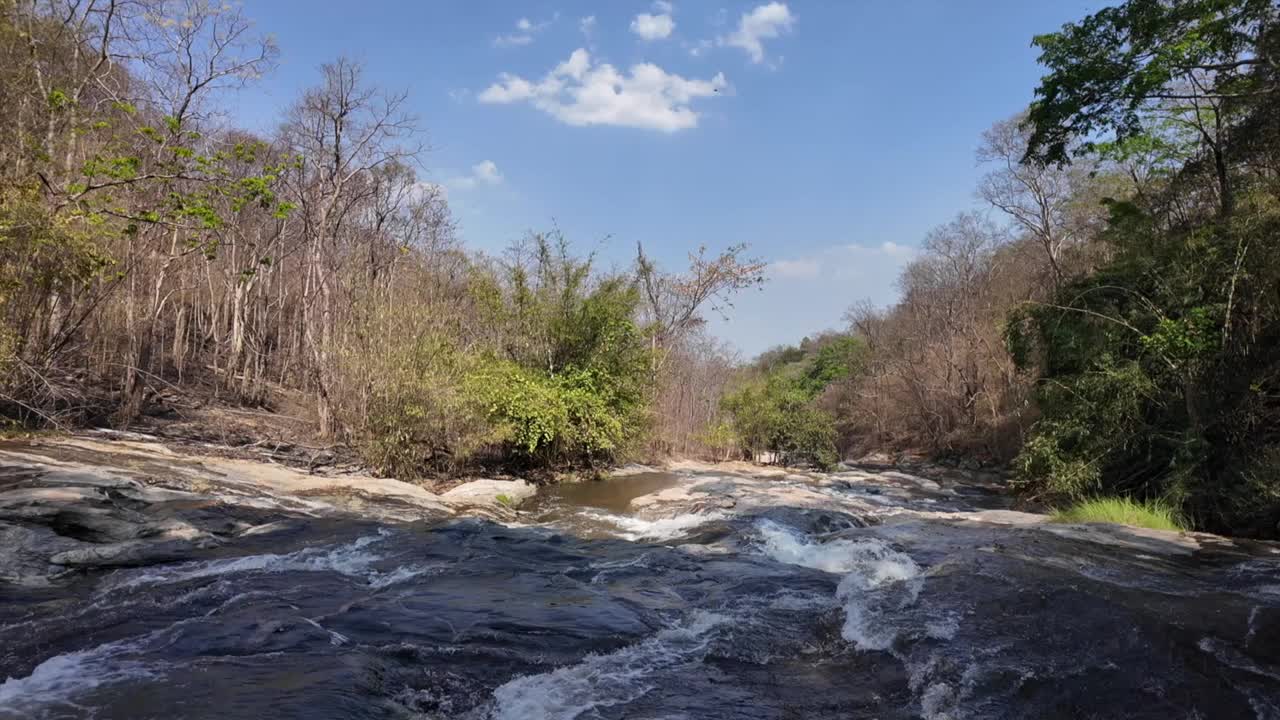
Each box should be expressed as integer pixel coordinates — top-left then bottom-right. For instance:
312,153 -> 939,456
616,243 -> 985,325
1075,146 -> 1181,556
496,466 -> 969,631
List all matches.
282,58 -> 419,436
633,242 -> 766,457
1025,0 -> 1280,215
634,242 -> 766,354
978,114 -> 1094,284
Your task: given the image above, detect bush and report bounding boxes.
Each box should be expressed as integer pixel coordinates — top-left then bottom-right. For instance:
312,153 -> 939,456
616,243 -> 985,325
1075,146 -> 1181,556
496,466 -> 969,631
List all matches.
466,359 -> 644,467
1051,497 -> 1186,532
351,333 -> 491,477
722,374 -> 839,469
338,233 -> 656,475
461,234 -> 654,468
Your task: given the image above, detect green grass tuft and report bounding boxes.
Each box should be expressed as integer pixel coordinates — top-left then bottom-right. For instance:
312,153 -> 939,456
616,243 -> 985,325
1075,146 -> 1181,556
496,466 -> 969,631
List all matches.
1051,496 -> 1186,532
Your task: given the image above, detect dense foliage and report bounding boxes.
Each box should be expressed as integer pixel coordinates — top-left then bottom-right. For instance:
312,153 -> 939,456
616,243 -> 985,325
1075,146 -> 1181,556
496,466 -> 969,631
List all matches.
1006,0 -> 1280,534
746,0 -> 1280,536
721,334 -> 864,468
0,1 -> 761,474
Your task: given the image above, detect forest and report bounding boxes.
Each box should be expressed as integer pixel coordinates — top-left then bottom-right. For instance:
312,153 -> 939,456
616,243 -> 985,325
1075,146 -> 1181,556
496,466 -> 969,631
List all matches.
2,0 -> 1279,537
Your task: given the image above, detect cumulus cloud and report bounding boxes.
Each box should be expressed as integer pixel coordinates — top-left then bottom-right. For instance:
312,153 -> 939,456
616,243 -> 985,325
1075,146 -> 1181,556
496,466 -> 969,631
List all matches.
478,49 -> 728,132
631,12 -> 674,41
448,160 -> 504,190
472,160 -> 503,185
719,2 -> 794,63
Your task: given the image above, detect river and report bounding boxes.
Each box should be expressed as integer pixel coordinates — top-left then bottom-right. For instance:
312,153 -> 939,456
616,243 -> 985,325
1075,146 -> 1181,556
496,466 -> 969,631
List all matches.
1,440 -> 1279,718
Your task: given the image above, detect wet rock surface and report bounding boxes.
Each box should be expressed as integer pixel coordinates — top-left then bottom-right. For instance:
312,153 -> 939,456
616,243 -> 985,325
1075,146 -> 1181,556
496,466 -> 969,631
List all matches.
1,437 -> 1279,719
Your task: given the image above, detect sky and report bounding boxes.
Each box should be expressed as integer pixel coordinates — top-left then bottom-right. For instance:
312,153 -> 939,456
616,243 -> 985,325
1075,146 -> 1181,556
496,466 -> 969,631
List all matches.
227,0 -> 1102,357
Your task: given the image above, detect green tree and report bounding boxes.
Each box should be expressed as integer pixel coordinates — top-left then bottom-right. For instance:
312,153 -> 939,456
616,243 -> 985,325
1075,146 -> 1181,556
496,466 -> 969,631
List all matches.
1025,0 -> 1279,215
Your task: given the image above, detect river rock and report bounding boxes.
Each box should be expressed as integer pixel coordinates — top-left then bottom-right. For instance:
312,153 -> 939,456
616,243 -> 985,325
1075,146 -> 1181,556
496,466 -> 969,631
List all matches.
0,521 -> 82,586
441,478 -> 537,507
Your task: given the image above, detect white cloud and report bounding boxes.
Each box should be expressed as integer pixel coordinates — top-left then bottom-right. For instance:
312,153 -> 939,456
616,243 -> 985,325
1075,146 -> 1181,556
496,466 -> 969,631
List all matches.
687,38 -> 713,57
494,15 -> 554,47
478,48 -> 728,132
877,241 -> 916,259
579,15 -> 596,37
654,0 -> 674,13
631,12 -> 675,40
472,160 -> 503,185
770,258 -> 821,279
709,239 -> 917,356
719,2 -> 794,63
448,160 -> 505,190
494,32 -> 532,47
844,241 -> 918,262
771,242 -> 918,283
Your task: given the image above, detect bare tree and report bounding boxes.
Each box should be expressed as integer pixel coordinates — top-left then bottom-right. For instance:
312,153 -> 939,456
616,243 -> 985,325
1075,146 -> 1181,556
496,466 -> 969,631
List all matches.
978,114 -> 1092,286
634,242 -> 766,355
282,58 -> 420,436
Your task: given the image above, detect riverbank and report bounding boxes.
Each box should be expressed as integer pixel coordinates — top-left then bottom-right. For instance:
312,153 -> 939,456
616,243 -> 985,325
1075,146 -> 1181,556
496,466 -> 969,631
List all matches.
0,433 -> 533,587
0,431 -> 1249,589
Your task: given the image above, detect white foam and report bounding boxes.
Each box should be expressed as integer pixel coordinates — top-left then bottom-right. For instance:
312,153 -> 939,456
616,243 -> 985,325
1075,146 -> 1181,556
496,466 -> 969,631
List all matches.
753,519 -> 922,651
488,611 -> 729,720
920,681 -> 958,720
835,540 -> 921,650
0,636 -> 156,713
756,519 -> 872,573
584,511 -> 725,542
1247,606 -> 1262,644
1198,637 -> 1280,681
99,531 -> 430,592
925,615 -> 960,641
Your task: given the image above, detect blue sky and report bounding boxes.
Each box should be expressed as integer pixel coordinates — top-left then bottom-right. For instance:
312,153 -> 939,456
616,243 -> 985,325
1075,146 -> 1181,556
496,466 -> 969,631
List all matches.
228,0 -> 1100,357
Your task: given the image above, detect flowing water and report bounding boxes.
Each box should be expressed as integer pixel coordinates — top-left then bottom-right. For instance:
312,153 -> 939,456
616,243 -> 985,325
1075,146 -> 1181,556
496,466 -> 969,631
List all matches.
2,464 -> 1280,719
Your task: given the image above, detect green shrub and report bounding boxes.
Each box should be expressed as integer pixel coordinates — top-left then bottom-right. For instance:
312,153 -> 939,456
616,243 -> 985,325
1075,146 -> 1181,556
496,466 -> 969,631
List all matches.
1051,497 -> 1186,532
722,374 -> 838,469
342,233 -> 656,476
719,335 -> 865,469
1006,194 -> 1280,534
466,359 -> 646,467
349,333 -> 491,477
462,233 -> 654,468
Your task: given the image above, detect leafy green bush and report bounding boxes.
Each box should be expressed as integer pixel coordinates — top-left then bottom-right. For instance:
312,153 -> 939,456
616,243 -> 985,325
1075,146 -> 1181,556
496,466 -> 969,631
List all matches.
1051,497 -> 1186,532
722,374 -> 838,469
342,233 -> 656,475
461,234 -> 654,468
466,359 -> 645,467
720,334 -> 864,469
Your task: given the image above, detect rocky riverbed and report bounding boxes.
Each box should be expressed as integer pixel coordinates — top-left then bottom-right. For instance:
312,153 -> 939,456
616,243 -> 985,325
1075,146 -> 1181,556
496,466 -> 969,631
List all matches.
1,434 -> 1279,719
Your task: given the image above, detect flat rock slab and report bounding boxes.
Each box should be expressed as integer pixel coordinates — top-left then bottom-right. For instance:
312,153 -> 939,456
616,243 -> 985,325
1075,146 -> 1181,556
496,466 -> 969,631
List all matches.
441,478 -> 537,507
